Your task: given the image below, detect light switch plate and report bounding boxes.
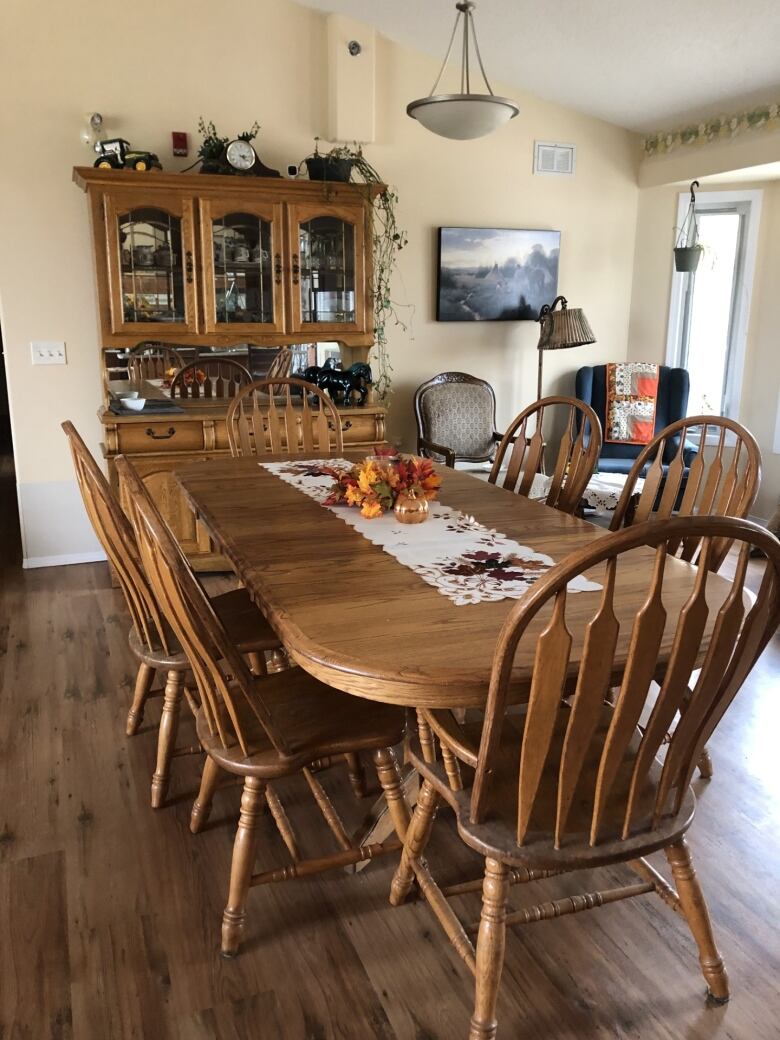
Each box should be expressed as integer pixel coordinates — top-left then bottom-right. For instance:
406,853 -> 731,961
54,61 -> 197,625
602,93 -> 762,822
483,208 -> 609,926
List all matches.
31,341 -> 67,365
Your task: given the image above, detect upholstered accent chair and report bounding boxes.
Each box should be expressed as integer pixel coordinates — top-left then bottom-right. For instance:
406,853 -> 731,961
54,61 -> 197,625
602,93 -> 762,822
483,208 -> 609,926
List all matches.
414,372 -> 502,468
575,364 -> 692,475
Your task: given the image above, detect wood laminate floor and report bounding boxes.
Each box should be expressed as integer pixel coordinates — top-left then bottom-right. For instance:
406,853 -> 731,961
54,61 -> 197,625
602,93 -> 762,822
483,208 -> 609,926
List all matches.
1,454 -> 779,1039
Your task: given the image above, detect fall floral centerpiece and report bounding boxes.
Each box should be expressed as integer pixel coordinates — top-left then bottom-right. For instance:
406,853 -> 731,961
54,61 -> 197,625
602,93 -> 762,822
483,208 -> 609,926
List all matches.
323,452 -> 441,520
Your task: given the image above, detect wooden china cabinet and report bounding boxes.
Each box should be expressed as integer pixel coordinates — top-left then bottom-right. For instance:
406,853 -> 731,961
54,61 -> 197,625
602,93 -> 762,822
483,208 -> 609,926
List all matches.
75,166 -> 386,569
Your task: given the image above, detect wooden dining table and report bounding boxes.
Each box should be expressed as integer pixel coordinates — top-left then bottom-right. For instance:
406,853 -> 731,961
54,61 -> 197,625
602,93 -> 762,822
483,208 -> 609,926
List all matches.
175,454 -> 736,711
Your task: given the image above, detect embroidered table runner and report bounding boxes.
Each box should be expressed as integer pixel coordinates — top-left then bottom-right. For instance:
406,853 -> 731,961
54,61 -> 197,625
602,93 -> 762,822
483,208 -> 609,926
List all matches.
260,459 -> 601,606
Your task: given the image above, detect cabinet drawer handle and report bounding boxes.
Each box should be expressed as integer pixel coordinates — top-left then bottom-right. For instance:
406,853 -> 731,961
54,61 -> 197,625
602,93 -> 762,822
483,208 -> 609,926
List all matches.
145,426 -> 177,440
292,252 -> 300,285
274,253 -> 282,285
185,251 -> 194,283
328,419 -> 353,433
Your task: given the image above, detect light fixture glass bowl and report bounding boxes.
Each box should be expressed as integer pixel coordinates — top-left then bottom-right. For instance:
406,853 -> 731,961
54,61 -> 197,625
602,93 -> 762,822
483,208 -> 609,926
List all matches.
407,94 -> 519,140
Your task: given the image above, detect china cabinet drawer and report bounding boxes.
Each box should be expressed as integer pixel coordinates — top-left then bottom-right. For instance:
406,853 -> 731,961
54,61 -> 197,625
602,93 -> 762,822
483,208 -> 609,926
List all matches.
341,409 -> 386,446
115,420 -> 205,453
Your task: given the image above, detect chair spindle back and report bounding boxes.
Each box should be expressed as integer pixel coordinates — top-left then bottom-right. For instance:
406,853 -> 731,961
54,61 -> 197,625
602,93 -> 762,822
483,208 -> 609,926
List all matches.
489,396 -> 602,514
610,416 -> 762,570
226,377 -> 344,457
61,421 -> 169,653
170,358 -> 252,400
473,516 -> 780,852
127,344 -> 186,382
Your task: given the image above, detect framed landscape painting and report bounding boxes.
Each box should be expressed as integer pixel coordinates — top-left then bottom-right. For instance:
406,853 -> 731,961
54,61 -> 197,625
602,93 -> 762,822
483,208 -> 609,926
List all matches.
436,226 -> 561,321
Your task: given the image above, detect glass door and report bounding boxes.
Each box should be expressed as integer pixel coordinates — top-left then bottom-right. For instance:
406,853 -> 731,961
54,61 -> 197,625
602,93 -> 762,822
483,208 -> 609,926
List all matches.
287,202 -> 367,335
104,192 -> 199,336
199,199 -> 285,336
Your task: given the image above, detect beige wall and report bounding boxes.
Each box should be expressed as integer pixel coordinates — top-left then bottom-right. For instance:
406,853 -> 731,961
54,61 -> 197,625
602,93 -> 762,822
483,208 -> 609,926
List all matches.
0,0 -> 640,564
627,178 -> 780,520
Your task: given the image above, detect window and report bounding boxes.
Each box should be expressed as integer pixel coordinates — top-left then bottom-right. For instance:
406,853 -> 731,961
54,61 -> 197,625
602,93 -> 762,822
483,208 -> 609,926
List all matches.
666,189 -> 762,422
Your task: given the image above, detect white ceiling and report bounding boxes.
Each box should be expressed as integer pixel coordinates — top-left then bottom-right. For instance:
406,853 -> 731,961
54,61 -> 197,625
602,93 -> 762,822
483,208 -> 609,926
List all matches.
303,0 -> 780,134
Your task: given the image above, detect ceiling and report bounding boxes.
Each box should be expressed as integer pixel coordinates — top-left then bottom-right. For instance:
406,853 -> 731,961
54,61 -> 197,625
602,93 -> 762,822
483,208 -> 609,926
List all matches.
700,161 -> 780,183
303,0 -> 780,134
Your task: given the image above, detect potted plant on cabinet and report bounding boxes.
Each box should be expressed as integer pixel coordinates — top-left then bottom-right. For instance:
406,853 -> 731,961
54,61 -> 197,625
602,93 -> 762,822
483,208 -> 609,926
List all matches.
674,179 -> 704,272
304,140 -> 353,182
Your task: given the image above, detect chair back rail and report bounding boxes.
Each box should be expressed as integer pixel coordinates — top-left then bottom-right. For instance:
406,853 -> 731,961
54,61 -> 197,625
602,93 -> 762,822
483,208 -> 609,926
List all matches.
115,455 -> 290,758
127,344 -> 186,382
489,396 -> 602,515
472,515 -> 780,851
61,421 -> 169,653
226,377 -> 343,457
170,358 -> 252,400
610,416 -> 762,570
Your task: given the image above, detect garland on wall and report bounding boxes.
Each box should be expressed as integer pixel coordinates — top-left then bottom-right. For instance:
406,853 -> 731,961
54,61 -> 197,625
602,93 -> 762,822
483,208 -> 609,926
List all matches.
642,101 -> 780,157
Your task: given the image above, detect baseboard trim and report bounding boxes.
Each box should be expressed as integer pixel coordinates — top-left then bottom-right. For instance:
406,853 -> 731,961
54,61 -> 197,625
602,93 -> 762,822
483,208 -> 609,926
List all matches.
22,550 -> 107,570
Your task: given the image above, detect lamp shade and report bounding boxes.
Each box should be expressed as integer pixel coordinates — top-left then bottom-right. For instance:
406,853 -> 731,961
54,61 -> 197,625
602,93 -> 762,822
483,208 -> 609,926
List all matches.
537,299 -> 595,351
406,3 -> 519,141
407,94 -> 519,140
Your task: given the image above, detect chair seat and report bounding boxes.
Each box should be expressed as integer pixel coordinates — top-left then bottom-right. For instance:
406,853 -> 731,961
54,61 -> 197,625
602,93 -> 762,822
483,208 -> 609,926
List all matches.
128,587 -> 281,669
197,668 -> 406,779
412,706 -> 695,871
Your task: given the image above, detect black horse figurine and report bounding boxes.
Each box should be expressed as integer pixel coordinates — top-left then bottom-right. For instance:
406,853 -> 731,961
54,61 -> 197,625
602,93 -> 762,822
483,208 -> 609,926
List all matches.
300,358 -> 373,406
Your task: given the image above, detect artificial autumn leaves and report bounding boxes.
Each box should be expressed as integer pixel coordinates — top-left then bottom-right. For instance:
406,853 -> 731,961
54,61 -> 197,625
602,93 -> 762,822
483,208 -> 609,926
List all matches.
324,454 -> 441,519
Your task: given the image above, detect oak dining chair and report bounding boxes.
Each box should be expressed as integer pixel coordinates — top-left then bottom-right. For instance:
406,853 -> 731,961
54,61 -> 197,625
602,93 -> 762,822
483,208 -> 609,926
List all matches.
610,415 -> 762,570
226,378 -> 363,794
170,357 -> 252,399
118,454 -> 409,957
391,515 -> 780,1040
488,396 -> 602,515
226,376 -> 344,457
127,343 -> 187,382
63,421 -> 282,808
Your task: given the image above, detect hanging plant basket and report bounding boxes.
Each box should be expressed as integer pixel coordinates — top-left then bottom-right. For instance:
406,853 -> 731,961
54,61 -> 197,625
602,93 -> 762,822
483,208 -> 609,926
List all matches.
305,155 -> 353,182
674,180 -> 703,272
674,245 -> 704,272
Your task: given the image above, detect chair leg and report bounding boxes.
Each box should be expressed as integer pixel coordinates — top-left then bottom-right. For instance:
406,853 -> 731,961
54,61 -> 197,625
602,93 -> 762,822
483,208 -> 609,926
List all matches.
416,709 -> 437,763
247,651 -> 267,676
665,839 -> 729,1004
190,756 -> 222,834
390,778 -> 439,906
697,746 -> 714,780
150,669 -> 184,809
221,776 -> 266,958
344,752 -> 368,798
469,858 -> 510,1040
373,746 -> 412,840
126,662 -> 155,736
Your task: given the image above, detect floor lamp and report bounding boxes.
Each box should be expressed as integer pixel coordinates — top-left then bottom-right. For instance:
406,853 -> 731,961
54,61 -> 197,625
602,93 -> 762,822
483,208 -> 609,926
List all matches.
536,295 -> 595,400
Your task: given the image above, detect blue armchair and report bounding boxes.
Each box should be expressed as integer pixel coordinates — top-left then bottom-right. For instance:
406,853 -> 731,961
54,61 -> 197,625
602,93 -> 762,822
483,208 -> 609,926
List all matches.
575,364 -> 691,475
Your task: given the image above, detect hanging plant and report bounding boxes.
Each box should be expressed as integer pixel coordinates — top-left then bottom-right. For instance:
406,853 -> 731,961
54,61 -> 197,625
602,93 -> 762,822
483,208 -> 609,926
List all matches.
302,140 -> 411,400
674,179 -> 704,272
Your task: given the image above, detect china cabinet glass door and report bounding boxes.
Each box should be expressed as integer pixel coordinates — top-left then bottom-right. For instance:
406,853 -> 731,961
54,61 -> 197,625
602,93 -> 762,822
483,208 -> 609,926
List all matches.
199,199 -> 285,336
104,192 -> 198,336
287,202 -> 366,335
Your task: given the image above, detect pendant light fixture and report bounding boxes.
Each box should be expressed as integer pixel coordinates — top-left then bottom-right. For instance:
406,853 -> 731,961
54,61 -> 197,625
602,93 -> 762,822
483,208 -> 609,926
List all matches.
407,1 -> 519,140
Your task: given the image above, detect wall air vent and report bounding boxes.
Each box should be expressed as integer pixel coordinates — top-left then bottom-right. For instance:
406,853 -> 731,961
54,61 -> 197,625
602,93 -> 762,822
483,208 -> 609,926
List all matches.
534,141 -> 576,176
